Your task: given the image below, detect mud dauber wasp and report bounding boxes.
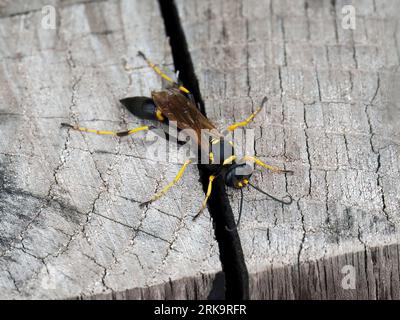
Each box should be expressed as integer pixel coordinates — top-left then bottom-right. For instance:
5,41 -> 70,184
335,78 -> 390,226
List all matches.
62,51 -> 293,229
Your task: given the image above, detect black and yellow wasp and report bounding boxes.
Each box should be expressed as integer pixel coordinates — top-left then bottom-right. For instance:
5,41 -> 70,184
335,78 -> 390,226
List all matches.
62,51 -> 292,228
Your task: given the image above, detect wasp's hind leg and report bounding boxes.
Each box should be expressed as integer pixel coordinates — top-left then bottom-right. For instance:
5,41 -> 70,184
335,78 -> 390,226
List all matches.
140,159 -> 192,208
137,51 -> 190,94
62,97 -> 164,136
61,123 -> 152,137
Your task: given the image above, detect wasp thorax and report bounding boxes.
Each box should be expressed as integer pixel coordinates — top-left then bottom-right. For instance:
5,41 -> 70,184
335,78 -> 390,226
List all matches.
209,138 -> 235,164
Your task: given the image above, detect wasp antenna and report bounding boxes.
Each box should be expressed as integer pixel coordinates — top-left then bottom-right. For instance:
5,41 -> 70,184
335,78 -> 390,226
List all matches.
226,188 -> 244,232
248,182 -> 293,205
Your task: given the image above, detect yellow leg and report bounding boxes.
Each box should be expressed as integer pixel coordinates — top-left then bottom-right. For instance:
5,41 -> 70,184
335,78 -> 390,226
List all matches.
193,175 -> 216,220
223,155 -> 237,166
140,160 -> 192,207
61,123 -> 150,137
242,155 -> 293,174
137,51 -> 190,94
221,154 -> 292,174
226,97 -> 267,132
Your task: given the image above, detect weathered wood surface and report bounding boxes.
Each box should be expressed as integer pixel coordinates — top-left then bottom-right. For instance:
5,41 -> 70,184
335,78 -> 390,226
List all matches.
176,0 -> 400,299
0,0 -> 222,299
1,0 -> 400,300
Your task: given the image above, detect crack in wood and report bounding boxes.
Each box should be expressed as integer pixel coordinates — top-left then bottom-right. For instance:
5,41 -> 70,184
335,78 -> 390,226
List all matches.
158,0 -> 249,300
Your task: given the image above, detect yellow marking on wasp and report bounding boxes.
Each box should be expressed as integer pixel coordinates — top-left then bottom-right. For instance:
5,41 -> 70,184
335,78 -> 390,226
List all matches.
156,109 -> 165,121
127,126 -> 150,135
223,155 -> 237,166
237,178 -> 249,188
139,52 -> 190,94
78,127 -> 115,135
147,159 -> 192,203
209,152 -> 214,163
211,138 -> 220,145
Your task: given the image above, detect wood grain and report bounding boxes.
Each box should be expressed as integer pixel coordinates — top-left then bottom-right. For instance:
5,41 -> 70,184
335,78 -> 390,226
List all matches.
0,0 -> 221,299
1,0 -> 399,300
175,0 -> 400,299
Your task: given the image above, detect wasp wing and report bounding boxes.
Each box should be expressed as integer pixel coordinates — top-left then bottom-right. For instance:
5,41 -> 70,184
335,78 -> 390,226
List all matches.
152,88 -> 222,153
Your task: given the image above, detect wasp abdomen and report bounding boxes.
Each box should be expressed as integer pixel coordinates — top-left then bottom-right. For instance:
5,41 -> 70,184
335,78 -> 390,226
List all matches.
120,96 -> 164,121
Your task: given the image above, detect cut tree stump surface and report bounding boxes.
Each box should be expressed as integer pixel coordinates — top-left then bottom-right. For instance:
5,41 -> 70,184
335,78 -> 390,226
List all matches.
176,0 -> 400,299
0,0 -> 400,299
0,0 -> 220,299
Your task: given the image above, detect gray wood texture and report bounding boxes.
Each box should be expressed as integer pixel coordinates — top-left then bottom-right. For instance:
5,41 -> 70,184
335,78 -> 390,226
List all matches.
176,0 -> 400,299
0,0 -> 221,299
1,0 -> 399,300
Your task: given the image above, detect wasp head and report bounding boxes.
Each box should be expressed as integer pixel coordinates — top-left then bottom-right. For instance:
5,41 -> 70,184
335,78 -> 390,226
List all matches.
225,163 -> 253,189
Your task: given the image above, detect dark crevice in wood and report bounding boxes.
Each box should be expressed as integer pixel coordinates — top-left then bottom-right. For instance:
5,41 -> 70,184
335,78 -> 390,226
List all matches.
158,0 -> 249,300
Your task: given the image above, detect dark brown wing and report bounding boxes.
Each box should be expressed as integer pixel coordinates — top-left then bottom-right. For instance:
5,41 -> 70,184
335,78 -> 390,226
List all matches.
152,88 -> 222,151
